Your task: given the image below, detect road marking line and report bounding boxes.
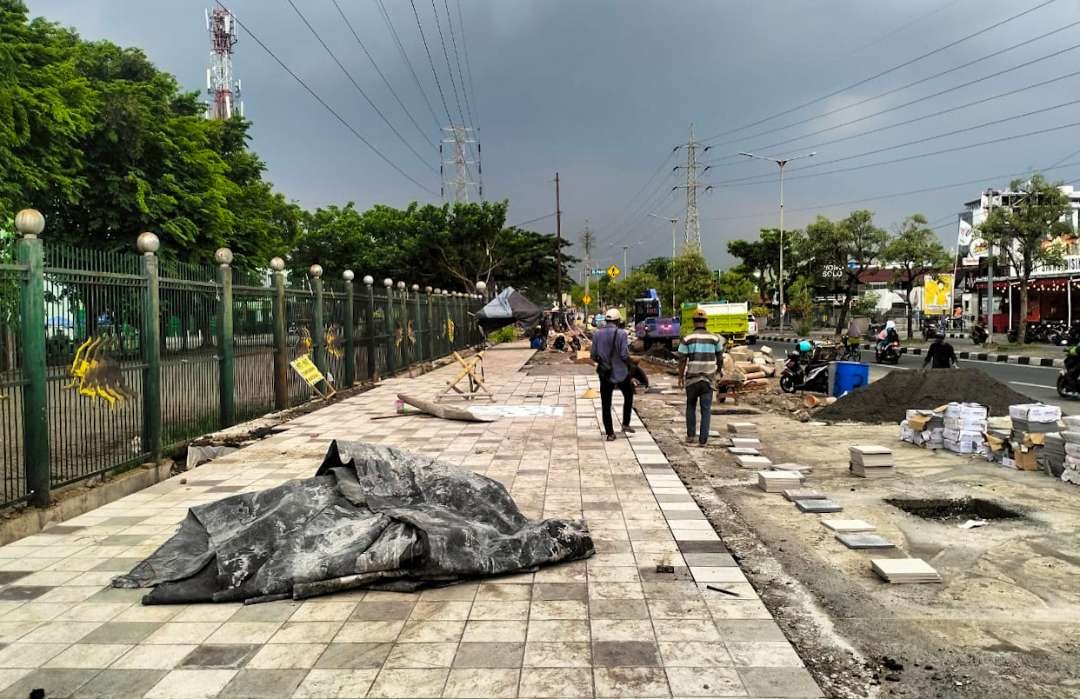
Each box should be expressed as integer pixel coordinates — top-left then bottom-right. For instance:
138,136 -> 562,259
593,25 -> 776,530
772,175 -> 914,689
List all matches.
1010,381 -> 1056,390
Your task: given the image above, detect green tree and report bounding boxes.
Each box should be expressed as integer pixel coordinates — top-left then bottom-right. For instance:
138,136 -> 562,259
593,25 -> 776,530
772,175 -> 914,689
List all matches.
715,270 -> 757,304
978,174 -> 1072,340
881,214 -> 951,339
728,228 -> 805,306
787,276 -> 815,336
802,210 -> 887,335
672,248 -> 715,309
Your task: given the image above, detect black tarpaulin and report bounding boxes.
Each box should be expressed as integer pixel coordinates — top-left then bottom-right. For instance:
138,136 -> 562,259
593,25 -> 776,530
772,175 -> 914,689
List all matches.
476,287 -> 542,334
113,441 -> 593,604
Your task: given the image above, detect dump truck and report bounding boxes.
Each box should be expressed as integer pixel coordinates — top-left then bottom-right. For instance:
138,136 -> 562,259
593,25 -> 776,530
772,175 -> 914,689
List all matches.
680,301 -> 754,344
633,289 -> 681,349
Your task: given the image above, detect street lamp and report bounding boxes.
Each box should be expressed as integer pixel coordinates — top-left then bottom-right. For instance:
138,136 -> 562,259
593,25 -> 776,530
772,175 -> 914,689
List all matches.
648,212 -> 680,313
738,150 -> 816,334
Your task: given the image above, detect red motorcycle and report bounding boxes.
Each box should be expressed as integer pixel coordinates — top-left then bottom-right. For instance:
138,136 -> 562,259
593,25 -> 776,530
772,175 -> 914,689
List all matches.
875,339 -> 902,365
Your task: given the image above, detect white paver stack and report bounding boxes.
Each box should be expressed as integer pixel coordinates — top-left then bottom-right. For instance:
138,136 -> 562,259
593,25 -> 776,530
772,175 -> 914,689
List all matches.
941,402 -> 988,455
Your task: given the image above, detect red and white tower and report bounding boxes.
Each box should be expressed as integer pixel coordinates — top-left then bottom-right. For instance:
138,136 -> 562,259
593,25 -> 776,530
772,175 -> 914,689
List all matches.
205,8 -> 242,120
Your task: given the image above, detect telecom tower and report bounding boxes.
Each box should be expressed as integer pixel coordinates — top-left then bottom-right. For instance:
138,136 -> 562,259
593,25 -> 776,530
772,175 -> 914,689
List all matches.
440,126 -> 481,203
673,123 -> 710,250
205,8 -> 242,120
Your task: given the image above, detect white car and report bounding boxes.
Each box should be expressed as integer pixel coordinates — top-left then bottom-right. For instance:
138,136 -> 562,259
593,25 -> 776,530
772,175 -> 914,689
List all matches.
747,314 -> 758,345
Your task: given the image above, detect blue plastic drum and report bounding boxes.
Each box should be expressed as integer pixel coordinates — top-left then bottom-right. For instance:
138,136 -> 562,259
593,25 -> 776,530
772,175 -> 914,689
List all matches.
832,361 -> 869,397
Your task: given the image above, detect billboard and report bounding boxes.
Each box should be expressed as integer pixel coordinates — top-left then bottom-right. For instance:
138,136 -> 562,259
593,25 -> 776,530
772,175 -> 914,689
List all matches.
922,274 -> 954,315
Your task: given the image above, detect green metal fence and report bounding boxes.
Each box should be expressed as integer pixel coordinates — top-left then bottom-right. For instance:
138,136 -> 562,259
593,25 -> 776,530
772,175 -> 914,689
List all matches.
0,211 -> 485,510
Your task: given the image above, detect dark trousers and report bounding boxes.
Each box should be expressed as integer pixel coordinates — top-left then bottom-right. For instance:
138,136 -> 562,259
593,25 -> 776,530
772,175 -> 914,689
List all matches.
600,376 -> 634,436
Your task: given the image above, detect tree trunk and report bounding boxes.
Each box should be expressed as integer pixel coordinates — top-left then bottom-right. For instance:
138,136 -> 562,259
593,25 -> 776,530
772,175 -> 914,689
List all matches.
1019,273 -> 1029,343
905,284 -> 914,340
834,282 -> 856,335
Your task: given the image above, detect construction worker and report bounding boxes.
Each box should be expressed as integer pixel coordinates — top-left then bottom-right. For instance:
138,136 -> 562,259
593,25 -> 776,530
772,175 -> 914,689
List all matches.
591,308 -> 634,441
677,308 -> 723,446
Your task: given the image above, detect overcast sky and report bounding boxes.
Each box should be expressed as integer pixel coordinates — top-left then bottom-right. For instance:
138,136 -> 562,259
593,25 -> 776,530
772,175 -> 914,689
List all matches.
28,0 -> 1080,271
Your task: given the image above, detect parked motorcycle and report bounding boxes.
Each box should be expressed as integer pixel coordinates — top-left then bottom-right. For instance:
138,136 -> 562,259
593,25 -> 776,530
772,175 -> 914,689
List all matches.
780,351 -> 830,393
875,340 -> 902,365
1057,346 -> 1080,399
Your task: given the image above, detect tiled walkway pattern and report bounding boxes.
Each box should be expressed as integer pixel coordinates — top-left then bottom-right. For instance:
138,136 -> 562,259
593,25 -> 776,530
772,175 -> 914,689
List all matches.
0,346 -> 821,698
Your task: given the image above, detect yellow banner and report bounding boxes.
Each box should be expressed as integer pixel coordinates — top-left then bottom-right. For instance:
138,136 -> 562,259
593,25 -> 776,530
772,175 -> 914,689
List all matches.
290,354 -> 325,387
922,273 -> 954,314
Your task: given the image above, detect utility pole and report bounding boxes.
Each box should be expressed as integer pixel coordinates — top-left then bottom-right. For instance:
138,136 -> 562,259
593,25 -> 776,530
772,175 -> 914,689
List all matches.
621,246 -> 629,276
985,188 -> 995,345
582,226 -> 594,311
555,172 -> 562,311
441,126 -> 480,202
673,123 -> 711,251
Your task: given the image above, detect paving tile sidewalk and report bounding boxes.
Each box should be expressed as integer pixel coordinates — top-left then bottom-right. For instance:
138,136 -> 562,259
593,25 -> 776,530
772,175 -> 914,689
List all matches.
0,344 -> 821,698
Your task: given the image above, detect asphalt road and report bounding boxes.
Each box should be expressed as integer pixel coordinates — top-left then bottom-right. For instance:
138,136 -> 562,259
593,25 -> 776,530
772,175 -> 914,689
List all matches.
764,339 -> 1080,416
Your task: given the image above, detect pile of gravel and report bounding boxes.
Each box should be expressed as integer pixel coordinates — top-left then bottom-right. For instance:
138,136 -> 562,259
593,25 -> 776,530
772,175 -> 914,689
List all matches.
814,367 -> 1034,424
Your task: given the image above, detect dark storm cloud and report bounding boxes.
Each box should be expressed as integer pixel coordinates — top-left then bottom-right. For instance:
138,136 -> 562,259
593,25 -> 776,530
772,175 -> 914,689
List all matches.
28,0 -> 1080,268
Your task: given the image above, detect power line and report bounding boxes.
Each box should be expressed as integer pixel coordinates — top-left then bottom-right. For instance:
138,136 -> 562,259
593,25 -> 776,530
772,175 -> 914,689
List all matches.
454,0 -> 481,130
707,59 -> 1080,170
330,0 -> 436,149
442,0 -> 475,130
592,151 -> 676,236
714,98 -> 1080,188
592,169 -> 678,247
410,0 -> 455,127
429,0 -> 469,128
507,212 -> 556,228
702,0 -> 1059,144
700,159 -> 1080,224
704,18 -> 1080,154
215,1 -> 436,195
374,0 -> 442,130
284,0 -> 436,175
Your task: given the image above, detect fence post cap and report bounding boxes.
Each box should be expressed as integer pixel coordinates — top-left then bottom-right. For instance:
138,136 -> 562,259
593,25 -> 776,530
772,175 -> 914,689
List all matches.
362,274 -> 374,286
342,269 -> 355,281
425,286 -> 433,293
270,256 -> 286,271
15,209 -> 45,238
475,280 -> 487,292
136,231 -> 160,255
411,283 -> 420,291
382,278 -> 393,288
434,288 -> 442,294
309,264 -> 323,279
396,280 -> 405,290
214,247 -> 234,266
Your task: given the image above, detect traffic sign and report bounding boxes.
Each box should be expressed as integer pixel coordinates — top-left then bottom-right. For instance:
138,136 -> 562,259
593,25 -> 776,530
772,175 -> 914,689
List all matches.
607,264 -> 621,279
582,293 -> 592,305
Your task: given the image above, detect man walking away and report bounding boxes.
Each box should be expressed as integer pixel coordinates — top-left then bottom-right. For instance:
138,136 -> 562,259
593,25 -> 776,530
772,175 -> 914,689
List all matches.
678,309 -> 723,446
591,309 -> 635,441
923,331 -> 958,369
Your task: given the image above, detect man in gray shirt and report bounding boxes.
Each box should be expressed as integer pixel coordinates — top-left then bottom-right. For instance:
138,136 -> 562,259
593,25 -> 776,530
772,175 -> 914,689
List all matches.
591,309 -> 635,441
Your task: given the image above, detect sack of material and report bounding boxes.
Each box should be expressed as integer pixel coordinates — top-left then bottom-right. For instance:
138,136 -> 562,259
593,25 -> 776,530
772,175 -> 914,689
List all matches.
113,442 -> 594,604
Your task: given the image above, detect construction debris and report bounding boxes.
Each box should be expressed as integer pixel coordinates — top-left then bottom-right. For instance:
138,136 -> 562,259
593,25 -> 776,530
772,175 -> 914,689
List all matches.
397,394 -> 494,423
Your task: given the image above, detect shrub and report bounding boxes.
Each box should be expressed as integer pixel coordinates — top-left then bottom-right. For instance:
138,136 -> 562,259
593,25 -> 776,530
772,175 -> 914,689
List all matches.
487,326 -> 516,344
751,305 -> 770,318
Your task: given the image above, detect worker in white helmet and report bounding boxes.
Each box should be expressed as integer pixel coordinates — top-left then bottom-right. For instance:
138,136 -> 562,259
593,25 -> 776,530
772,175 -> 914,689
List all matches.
590,308 -> 634,441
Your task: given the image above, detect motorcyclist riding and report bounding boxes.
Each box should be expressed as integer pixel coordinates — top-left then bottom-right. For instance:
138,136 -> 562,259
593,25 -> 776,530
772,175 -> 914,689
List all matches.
878,320 -> 900,351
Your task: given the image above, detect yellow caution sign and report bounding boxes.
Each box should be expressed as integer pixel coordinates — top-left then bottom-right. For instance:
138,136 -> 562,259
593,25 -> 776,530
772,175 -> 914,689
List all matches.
607,264 -> 620,279
582,293 -> 592,305
290,354 -> 336,399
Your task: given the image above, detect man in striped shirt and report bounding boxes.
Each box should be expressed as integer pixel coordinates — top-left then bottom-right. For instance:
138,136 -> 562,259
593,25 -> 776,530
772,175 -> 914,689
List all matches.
677,309 -> 724,446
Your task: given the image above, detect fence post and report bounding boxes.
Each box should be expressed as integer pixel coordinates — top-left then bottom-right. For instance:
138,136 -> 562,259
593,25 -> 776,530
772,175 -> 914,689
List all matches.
383,278 -> 396,376
310,265 -> 325,374
343,270 -> 355,387
395,281 -> 407,369
363,275 -> 376,379
15,210 -> 49,507
137,232 -> 162,462
216,248 -> 235,427
425,287 -> 434,360
271,257 -> 288,410
412,284 -> 421,363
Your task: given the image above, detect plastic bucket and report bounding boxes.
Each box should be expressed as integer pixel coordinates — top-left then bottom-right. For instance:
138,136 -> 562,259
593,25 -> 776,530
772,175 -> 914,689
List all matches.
832,361 -> 869,397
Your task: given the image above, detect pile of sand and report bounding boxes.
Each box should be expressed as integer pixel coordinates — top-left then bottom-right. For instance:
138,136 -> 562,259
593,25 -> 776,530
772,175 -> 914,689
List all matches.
814,368 -> 1033,424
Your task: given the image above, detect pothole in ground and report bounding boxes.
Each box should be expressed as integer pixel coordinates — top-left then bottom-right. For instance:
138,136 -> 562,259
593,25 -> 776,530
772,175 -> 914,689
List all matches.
884,497 -> 1023,522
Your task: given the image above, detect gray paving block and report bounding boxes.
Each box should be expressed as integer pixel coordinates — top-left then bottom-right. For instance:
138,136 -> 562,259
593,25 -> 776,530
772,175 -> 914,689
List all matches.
782,489 -> 826,502
836,533 -> 896,549
73,669 -> 168,699
795,499 -> 843,513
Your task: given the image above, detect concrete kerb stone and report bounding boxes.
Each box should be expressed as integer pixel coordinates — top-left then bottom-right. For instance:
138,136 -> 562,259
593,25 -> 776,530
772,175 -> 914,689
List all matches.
756,334 -> 1065,368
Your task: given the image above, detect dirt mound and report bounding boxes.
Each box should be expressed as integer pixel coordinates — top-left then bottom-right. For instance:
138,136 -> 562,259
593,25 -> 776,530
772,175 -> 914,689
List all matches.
814,367 -> 1033,424
644,344 -> 677,361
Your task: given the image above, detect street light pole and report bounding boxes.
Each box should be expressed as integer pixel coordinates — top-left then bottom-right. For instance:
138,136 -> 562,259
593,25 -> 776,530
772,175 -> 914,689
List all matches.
739,151 -> 816,335
649,213 -> 680,313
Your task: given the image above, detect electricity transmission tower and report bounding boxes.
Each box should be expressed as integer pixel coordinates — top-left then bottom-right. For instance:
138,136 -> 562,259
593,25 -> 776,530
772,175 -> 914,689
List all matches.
440,126 -> 481,202
205,8 -> 242,120
673,123 -> 711,251
581,225 -> 594,301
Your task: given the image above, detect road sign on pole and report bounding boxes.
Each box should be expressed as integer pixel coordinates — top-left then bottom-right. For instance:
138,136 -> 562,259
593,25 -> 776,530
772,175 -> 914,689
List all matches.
582,293 -> 592,305
607,264 -> 620,279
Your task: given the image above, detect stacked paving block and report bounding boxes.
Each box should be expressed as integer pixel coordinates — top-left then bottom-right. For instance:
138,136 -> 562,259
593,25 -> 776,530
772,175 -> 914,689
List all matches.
942,402 -> 988,455
1008,403 -> 1062,471
871,558 -> 942,583
849,445 -> 895,478
756,470 -> 804,493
